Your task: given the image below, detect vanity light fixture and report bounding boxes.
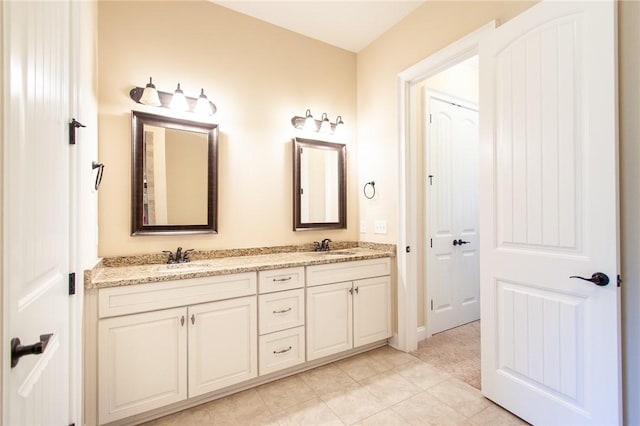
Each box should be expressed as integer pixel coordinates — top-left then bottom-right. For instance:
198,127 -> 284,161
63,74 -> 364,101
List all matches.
319,113 -> 332,133
169,83 -> 188,112
195,88 -> 214,116
129,77 -> 217,116
291,109 -> 345,135
303,109 -> 315,132
138,77 -> 161,107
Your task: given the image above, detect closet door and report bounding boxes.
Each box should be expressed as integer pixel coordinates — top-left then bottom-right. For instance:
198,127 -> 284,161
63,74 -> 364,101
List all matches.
426,93 -> 480,335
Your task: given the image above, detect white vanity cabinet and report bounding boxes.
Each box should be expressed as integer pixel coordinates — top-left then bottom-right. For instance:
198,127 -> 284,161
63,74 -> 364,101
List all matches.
306,258 -> 392,361
96,273 -> 257,424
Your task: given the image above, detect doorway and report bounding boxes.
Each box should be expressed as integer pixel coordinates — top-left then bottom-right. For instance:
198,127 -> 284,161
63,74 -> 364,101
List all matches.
421,57 -> 480,338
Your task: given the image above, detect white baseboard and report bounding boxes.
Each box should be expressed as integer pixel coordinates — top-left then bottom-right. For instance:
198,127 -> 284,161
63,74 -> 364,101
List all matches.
417,326 -> 427,341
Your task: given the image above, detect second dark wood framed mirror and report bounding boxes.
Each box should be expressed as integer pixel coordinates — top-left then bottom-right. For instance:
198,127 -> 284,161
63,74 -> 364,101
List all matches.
293,137 -> 346,231
131,111 -> 218,235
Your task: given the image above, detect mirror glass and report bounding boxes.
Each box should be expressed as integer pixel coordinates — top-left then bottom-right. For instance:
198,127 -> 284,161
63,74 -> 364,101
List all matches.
293,137 -> 346,230
132,111 -> 218,235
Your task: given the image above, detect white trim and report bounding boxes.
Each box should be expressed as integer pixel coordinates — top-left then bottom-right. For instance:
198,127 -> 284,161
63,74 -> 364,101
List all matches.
416,326 -> 427,342
396,21 -> 495,352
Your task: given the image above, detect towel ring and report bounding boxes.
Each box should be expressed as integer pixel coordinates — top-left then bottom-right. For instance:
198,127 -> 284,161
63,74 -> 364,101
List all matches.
363,181 -> 376,199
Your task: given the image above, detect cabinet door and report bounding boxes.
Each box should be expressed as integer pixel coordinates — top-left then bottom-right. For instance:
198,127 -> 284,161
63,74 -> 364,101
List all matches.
98,307 -> 187,424
306,281 -> 353,361
353,276 -> 391,347
188,296 -> 257,397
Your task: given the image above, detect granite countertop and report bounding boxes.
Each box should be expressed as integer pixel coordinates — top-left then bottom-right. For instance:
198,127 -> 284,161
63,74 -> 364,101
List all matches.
87,247 -> 394,289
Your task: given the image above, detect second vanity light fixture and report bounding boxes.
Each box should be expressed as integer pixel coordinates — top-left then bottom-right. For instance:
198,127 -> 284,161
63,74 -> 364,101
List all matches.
291,109 -> 344,135
130,77 -> 217,116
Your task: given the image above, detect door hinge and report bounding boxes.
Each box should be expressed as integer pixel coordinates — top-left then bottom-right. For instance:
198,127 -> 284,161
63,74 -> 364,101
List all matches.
428,175 -> 434,185
617,274 -> 621,288
68,272 -> 76,295
300,188 -> 304,195
68,118 -> 85,145
429,114 -> 432,124
430,299 -> 433,311
406,246 -> 411,253
430,238 -> 433,248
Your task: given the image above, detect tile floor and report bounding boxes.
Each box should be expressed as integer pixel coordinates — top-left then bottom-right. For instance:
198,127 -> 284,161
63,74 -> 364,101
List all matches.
144,323 -> 526,426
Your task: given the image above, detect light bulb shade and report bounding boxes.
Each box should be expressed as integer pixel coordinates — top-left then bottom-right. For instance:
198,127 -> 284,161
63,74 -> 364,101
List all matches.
169,83 -> 188,111
195,88 -> 214,115
139,77 -> 161,106
319,112 -> 332,133
303,109 -> 316,132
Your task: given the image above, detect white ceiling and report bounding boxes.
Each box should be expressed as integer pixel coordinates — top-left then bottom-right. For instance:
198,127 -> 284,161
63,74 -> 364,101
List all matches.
211,1 -> 426,52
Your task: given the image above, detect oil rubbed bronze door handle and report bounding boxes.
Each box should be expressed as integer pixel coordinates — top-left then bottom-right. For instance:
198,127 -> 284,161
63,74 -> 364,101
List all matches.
570,272 -> 610,286
453,239 -> 470,246
11,333 -> 53,368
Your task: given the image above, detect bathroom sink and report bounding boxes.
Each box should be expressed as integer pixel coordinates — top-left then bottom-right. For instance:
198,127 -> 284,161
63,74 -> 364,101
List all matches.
153,263 -> 213,273
317,250 -> 357,256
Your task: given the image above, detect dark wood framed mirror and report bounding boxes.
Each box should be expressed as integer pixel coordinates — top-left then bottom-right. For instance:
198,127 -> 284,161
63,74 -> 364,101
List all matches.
131,111 -> 218,235
293,137 -> 346,231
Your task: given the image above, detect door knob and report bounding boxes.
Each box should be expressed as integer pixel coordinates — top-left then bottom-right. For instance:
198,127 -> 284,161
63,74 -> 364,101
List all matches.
569,272 -> 610,286
11,333 -> 53,368
453,239 -> 470,246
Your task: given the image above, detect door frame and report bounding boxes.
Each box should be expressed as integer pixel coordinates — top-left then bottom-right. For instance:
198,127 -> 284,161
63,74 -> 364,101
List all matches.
424,89 -> 479,338
395,21 -> 494,352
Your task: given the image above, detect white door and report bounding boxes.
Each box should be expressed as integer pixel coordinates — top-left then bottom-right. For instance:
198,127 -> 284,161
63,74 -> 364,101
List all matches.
3,2 -> 73,425
427,94 -> 480,335
479,1 -> 620,424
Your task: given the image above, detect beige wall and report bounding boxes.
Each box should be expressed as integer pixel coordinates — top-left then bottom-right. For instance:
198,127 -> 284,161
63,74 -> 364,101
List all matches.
358,0 -> 639,423
98,0 -> 358,256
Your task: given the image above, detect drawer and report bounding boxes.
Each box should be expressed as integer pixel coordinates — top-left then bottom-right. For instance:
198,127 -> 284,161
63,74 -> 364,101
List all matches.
259,326 -> 305,375
306,258 -> 391,287
98,272 -> 257,318
258,288 -> 304,335
258,267 -> 305,294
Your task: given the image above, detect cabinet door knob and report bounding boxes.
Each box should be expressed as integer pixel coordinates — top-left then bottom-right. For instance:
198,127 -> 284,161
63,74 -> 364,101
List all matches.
180,316 -> 185,327
191,314 -> 195,325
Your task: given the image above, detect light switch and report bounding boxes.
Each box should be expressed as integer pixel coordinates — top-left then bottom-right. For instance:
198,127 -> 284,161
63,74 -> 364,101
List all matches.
374,220 -> 387,234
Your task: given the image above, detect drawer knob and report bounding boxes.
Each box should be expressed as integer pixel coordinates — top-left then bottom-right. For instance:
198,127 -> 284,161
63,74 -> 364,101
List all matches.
273,307 -> 292,314
273,346 -> 292,355
273,277 -> 292,282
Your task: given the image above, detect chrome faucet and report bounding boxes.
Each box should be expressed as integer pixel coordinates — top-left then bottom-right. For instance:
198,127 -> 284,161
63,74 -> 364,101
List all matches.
162,247 -> 193,264
314,238 -> 332,252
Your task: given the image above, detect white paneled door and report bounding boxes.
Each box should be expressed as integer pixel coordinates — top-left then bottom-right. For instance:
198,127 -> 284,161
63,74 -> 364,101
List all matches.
479,1 -> 620,424
426,93 -> 480,335
3,1 -> 72,424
